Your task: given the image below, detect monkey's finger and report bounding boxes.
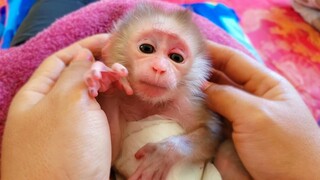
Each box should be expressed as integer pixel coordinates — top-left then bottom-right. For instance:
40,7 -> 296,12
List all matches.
84,61 -> 111,96
147,161 -> 165,180
128,166 -> 143,180
111,63 -> 128,77
120,78 -> 134,95
99,80 -> 108,92
206,41 -> 281,96
129,159 -> 153,180
86,79 -> 100,97
128,173 -> 141,180
91,61 -> 111,79
84,70 -> 101,97
159,165 -> 171,180
152,170 -> 162,180
203,82 -> 266,123
151,160 -> 167,179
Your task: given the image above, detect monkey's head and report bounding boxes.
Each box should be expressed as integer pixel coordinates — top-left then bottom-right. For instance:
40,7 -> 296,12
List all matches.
103,3 -> 211,104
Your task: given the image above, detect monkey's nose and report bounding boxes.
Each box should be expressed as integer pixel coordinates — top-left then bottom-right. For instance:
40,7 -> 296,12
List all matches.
152,66 -> 166,74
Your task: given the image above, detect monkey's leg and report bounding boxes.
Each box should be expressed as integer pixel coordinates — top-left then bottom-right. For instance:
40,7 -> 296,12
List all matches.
84,61 -> 132,97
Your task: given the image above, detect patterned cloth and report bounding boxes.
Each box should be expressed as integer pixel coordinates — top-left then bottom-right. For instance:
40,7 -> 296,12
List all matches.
0,0 -> 35,48
0,0 -> 7,42
214,0 -> 320,122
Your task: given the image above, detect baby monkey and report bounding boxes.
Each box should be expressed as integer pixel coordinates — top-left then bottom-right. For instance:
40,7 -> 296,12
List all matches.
85,3 -> 223,179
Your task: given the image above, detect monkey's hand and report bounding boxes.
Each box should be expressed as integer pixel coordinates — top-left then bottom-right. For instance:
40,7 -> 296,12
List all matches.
84,61 -> 133,97
129,138 -> 187,180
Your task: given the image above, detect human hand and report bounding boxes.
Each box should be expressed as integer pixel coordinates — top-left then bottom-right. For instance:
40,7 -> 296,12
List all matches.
1,34 -> 112,180
204,41 -> 320,179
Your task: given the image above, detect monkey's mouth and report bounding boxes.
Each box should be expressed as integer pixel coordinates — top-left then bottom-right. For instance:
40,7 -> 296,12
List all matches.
140,80 -> 168,89
138,80 -> 169,96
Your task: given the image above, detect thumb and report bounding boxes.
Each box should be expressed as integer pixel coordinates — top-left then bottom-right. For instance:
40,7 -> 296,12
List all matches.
203,82 -> 259,123
53,48 -> 93,94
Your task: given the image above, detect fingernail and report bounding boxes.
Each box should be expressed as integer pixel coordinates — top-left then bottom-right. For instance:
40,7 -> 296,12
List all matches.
76,49 -> 93,61
201,81 -> 213,91
87,54 -> 94,61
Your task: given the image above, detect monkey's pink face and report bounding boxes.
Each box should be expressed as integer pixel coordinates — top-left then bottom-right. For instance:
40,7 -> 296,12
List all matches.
128,29 -> 193,102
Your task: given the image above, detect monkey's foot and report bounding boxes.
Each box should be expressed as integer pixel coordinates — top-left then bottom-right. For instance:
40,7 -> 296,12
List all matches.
84,61 -> 133,97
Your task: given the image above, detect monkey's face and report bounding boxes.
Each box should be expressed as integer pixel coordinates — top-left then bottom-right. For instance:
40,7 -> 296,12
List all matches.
127,29 -> 194,103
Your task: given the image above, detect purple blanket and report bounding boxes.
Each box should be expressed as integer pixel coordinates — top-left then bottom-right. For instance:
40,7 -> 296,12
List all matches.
0,0 -> 250,140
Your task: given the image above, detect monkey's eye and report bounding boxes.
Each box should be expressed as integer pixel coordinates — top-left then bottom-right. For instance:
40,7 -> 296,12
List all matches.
139,44 -> 155,54
169,53 -> 184,63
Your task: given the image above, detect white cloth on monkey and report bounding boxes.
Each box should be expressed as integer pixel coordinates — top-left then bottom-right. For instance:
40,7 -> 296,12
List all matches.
114,115 -> 221,180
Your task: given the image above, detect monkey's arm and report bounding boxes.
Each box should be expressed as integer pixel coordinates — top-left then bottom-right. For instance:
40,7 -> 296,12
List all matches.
176,124 -> 221,161
129,121 -> 221,180
136,123 -> 221,162
84,61 -> 133,97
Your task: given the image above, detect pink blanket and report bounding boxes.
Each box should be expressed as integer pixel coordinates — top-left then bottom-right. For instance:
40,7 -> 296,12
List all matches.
0,0 -> 250,138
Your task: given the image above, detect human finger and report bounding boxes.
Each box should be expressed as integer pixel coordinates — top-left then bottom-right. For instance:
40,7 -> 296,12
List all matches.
13,34 -> 110,110
206,41 -> 281,96
209,68 -> 242,88
52,48 -> 94,96
53,33 -> 110,65
202,82 -> 265,123
26,33 -> 110,91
